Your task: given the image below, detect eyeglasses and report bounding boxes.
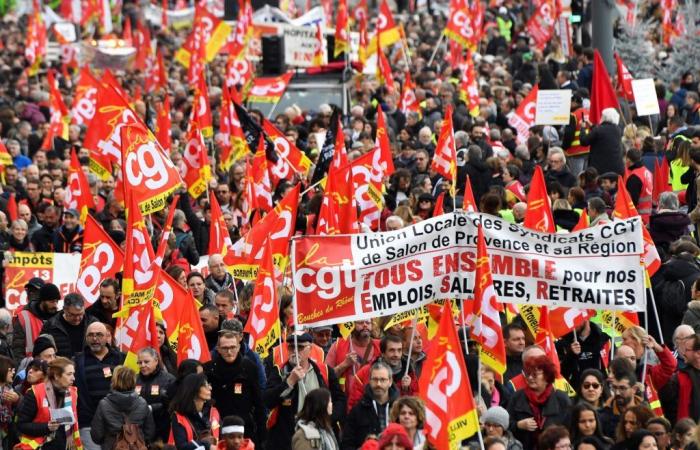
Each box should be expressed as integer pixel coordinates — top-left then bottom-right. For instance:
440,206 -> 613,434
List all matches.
524,369 -> 543,378
582,382 -> 601,390
219,346 -> 238,353
370,377 -> 391,383
87,333 -> 105,339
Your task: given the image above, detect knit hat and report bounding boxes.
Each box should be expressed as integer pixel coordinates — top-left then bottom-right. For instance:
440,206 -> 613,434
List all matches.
24,277 -> 45,291
377,424 -> 413,449
38,283 -> 61,302
32,335 -> 56,357
481,406 -> 509,430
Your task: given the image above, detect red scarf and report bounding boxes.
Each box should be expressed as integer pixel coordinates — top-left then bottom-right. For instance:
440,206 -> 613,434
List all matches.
524,383 -> 554,429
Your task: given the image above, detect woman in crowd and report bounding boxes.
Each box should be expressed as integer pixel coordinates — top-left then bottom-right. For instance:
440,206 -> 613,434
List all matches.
166,265 -> 188,288
538,425 -> 572,450
136,347 -> 175,443
14,358 -> 48,395
613,406 -> 655,450
16,357 -> 81,450
0,356 -> 17,448
389,396 -> 429,450
479,406 -> 523,450
626,430 -> 658,450
187,272 -> 215,305
568,403 -> 612,449
2,219 -> 31,253
576,369 -> 609,411
155,322 -> 178,375
507,354 -> 571,449
169,373 -> 220,450
580,108 -> 625,176
91,365 -> 155,449
674,418 -> 697,450
291,388 -> 339,450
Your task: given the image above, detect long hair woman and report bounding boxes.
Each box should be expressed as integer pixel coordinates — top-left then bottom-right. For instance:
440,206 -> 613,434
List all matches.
168,373 -> 220,450
569,403 -> 613,448
291,388 -> 338,450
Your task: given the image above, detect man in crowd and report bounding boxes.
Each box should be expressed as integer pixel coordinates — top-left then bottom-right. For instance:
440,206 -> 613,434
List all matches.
326,320 -> 381,394
206,253 -> 235,292
85,278 -> 120,329
12,279 -> 58,363
40,293 -> 98,358
503,322 -> 527,383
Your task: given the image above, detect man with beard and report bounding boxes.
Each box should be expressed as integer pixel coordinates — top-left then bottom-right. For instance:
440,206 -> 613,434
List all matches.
325,320 -> 381,395
599,370 -> 642,439
263,333 -> 345,450
346,335 -> 418,411
341,362 -> 399,450
31,205 -> 60,251
73,321 -> 125,450
11,280 -> 58,364
556,318 -> 611,388
53,208 -> 84,253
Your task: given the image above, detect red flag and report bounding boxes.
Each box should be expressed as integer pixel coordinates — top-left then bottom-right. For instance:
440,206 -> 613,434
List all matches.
349,151 -> 384,230
525,0 -> 559,50
375,106 -> 396,176
614,52 -> 634,102
175,288 -> 212,365
25,9 -> 47,75
418,300 -> 480,449
312,24 -> 325,67
120,194 -> 158,312
42,69 -> 70,150
247,140 -> 274,213
64,148 -> 96,223
145,47 -> 167,92
334,0 -> 349,57
433,192 -> 446,217
463,175 -> 478,212
444,0 -> 477,49
590,50 -> 621,125
614,176 -> 661,276
472,226 -> 507,375
155,95 -> 172,153
219,86 -> 249,171
194,76 -> 213,137
208,191 -> 235,257
508,85 -> 539,144
76,216 -> 124,306
247,72 -> 294,104
187,16 -> 207,87
123,301 -> 160,370
182,121 -> 212,198
653,157 -> 671,204
400,70 -> 420,115
263,118 -> 312,183
133,20 -> 153,71
572,209 -> 589,231
243,240 -> 280,357
122,16 -> 133,44
153,195 -> 180,267
71,67 -> 100,126
376,38 -> 395,93
7,193 -> 17,222
535,306 -> 561,373
431,105 -> 457,191
524,165 -> 555,233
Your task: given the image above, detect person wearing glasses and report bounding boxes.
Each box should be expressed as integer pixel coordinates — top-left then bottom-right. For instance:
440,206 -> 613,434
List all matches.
645,417 -> 672,450
599,370 -> 642,440
264,333 -> 345,450
575,369 -> 609,411
507,354 -> 571,450
204,331 -> 265,447
538,425 -> 572,450
39,293 -> 98,359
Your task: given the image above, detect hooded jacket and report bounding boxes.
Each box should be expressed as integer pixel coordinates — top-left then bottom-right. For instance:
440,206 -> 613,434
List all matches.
651,253 -> 700,344
91,390 -> 155,450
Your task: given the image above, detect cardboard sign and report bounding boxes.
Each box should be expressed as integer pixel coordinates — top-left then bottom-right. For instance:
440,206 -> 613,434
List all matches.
283,25 -> 320,67
535,89 -> 571,125
632,78 -> 660,116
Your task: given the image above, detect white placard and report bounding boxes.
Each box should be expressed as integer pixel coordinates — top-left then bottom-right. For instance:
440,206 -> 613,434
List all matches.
283,25 -> 322,67
632,78 -> 660,116
535,89 -> 571,125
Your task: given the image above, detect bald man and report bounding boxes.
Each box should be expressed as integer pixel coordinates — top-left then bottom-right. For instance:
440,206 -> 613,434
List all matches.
206,253 -> 235,292
74,321 -> 125,450
673,324 -> 696,366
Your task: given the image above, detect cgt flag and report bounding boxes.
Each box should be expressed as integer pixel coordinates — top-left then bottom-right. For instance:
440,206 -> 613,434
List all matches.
419,300 -> 480,449
431,104 -> 457,194
243,240 -> 280,358
75,215 -> 124,306
64,148 -> 96,224
524,165 -> 555,233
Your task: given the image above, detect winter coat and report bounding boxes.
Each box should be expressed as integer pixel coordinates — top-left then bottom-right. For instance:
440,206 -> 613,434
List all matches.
73,347 -> 126,427
91,390 -> 155,450
292,420 -> 339,450
52,225 -> 83,253
170,404 -> 218,450
31,225 -> 57,252
264,359 -> 346,450
556,322 -> 611,388
682,300 -> 700,333
173,227 -> 200,266
178,193 -> 210,256
580,123 -> 625,176
507,388 -> 571,450
545,169 -> 577,189
340,383 -> 399,450
136,367 -> 175,442
553,209 -> 581,231
649,211 -> 691,256
11,301 -> 56,365
39,313 -> 98,359
204,352 -> 266,446
651,254 -> 700,344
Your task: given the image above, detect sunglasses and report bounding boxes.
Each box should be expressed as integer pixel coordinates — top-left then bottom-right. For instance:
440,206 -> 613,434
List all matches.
583,382 -> 601,390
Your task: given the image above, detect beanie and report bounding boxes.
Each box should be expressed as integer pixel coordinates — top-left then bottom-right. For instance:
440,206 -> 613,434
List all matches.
32,335 -> 57,357
377,423 -> 413,449
38,283 -> 61,302
481,406 -> 510,430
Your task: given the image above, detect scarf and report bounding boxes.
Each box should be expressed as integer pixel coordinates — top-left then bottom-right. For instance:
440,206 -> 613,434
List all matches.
524,383 -> 553,429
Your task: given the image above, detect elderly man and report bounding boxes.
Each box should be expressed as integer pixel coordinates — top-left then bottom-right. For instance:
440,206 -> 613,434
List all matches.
673,324 -> 696,367
39,293 -> 97,358
206,253 -> 235,292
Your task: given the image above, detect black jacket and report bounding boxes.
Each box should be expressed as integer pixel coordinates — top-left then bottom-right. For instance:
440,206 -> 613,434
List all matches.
31,225 -> 57,252
178,193 -> 209,256
91,391 -> 155,449
11,301 -> 56,365
507,388 -> 571,450
173,227 -> 200,266
170,403 -> 218,450
136,367 -> 176,442
204,352 -> 266,446
85,300 -> 118,330
264,359 -> 346,450
651,254 -> 700,344
39,313 -> 98,358
557,322 -> 611,387
504,353 -> 524,385
73,346 -> 126,427
545,168 -> 577,189
52,225 -> 83,253
341,383 -> 399,450
649,211 -> 691,258
580,123 -> 625,176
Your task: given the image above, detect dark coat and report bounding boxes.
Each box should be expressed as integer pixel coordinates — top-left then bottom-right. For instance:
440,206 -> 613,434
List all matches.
649,211 -> 691,257
556,322 -> 611,387
170,404 -> 218,450
31,225 -> 57,252
16,385 -> 69,450
136,367 -> 175,442
73,347 -> 126,427
52,225 -> 83,253
580,123 -> 625,176
39,313 -> 98,359
173,227 -> 200,266
91,391 -> 155,450
264,359 -> 346,450
178,193 -> 209,256
204,352 -> 266,446
340,383 -> 399,450
507,388 -> 571,450
545,169 -> 578,189
651,254 -> 700,344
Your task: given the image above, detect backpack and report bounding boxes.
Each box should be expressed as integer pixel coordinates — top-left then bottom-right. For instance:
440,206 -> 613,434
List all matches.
113,413 -> 147,450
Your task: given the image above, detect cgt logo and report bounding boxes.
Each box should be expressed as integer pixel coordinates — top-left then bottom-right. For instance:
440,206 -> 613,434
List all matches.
425,350 -> 463,440
293,240 -> 356,301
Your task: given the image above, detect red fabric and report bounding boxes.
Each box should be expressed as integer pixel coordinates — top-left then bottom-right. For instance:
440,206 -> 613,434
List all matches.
346,361 -> 419,412
647,346 -> 677,390
677,370 -> 693,420
590,50 -> 621,124
524,383 -> 554,429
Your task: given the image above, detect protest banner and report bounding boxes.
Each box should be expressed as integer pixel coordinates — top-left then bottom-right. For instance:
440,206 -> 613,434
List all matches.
535,89 -> 571,125
4,252 -> 80,312
292,212 -> 645,327
283,25 -> 319,67
632,78 -> 660,116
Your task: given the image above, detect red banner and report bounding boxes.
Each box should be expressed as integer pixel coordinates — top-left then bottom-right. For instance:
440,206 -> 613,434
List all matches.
247,72 -> 293,103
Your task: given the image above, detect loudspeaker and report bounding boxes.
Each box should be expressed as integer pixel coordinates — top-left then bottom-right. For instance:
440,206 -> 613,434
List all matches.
251,0 -> 278,9
261,36 -> 285,75
223,0 -> 238,20
325,35 -> 345,63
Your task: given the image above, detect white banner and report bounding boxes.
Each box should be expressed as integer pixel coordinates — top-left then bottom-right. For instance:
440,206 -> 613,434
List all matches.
283,25 -> 320,67
632,78 -> 660,116
292,212 -> 646,327
535,89 -> 571,125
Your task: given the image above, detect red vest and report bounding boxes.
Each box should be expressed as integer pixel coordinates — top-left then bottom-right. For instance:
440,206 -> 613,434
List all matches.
565,108 -> 590,157
17,307 -> 44,357
628,165 -> 653,223
17,383 -> 82,450
168,408 -> 221,446
332,338 -> 380,392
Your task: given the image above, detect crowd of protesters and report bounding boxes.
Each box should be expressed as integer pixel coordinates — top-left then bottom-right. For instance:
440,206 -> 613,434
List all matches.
0,0 -> 696,447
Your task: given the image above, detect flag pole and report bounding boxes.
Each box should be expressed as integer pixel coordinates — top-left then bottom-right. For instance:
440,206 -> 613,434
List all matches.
640,311 -> 649,393
290,238 -> 301,368
648,286 -> 664,345
460,299 -> 469,355
427,32 -> 445,67
403,315 -> 418,379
